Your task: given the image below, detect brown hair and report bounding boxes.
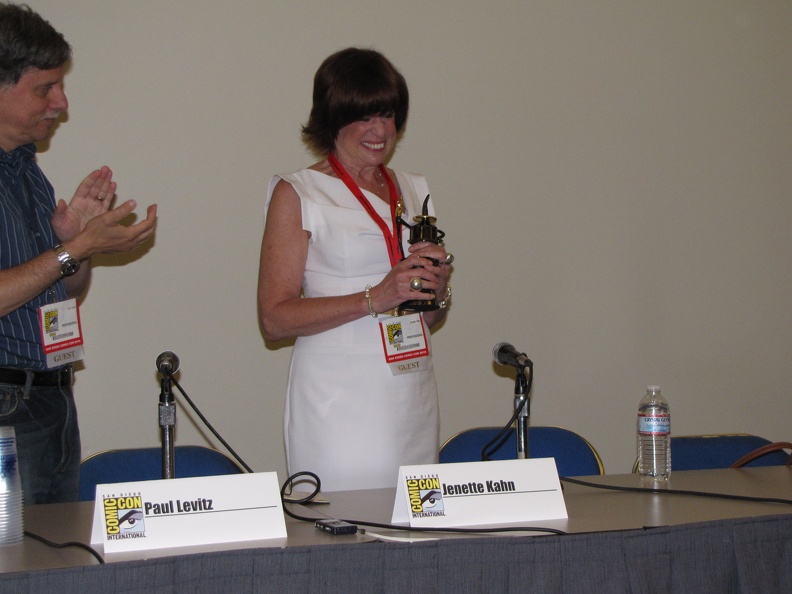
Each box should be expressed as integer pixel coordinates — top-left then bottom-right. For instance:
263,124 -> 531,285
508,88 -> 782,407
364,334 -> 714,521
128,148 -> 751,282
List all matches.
301,48 -> 409,155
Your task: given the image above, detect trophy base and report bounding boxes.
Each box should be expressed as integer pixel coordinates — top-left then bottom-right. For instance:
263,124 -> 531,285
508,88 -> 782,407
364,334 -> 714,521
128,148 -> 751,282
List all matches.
399,297 -> 439,314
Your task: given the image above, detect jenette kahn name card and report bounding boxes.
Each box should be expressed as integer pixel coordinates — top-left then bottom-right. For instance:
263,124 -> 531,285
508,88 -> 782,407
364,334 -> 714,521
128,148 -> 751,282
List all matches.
392,458 -> 567,528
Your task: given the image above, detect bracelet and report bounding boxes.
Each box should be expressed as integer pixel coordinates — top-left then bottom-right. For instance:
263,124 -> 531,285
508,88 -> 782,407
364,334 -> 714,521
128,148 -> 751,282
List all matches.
438,282 -> 452,309
364,285 -> 378,318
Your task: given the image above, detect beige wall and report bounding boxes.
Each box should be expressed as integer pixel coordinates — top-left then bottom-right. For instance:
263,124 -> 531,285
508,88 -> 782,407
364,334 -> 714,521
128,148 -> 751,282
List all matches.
25,0 -> 792,477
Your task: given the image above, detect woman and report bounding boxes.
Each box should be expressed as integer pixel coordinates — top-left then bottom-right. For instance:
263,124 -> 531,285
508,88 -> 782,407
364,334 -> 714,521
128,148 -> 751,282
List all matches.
258,48 -> 452,491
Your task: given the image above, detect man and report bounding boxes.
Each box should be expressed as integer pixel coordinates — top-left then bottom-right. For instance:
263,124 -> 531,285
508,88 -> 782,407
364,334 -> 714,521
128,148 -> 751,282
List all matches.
0,3 -> 157,504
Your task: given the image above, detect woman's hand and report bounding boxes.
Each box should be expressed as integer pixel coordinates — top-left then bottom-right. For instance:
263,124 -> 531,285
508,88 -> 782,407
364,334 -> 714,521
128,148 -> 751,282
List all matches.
367,242 -> 452,315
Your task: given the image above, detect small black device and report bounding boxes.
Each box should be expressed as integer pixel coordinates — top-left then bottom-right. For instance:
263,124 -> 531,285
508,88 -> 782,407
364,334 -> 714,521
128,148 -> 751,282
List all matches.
315,519 -> 358,535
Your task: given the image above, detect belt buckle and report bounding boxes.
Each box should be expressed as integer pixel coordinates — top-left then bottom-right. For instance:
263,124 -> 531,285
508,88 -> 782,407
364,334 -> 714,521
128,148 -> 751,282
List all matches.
60,365 -> 74,386
23,369 -> 34,396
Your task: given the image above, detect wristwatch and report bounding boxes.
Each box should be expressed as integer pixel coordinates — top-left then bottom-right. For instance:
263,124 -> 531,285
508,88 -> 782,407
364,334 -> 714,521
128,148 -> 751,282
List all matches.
53,244 -> 80,277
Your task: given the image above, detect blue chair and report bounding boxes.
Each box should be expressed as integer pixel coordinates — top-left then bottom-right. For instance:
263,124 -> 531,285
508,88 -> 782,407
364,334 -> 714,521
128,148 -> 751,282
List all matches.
668,434 -> 790,471
439,426 -> 604,476
79,445 -> 243,501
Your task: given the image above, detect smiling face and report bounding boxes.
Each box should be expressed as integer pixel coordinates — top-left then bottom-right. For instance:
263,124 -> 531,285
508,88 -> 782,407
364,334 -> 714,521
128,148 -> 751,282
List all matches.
0,66 -> 68,152
333,115 -> 398,171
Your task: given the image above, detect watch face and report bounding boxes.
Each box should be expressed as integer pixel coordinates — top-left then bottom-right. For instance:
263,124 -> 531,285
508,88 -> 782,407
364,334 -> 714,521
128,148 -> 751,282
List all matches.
62,260 -> 80,276
54,246 -> 80,277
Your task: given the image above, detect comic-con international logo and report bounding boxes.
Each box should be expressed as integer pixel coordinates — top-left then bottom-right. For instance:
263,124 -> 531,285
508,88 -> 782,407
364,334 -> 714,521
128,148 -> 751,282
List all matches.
103,495 -> 147,540
386,321 -> 403,345
407,476 -> 446,518
44,309 -> 59,334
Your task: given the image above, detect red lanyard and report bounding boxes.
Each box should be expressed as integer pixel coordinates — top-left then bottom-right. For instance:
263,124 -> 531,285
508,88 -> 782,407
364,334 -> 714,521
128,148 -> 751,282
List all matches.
327,153 -> 403,267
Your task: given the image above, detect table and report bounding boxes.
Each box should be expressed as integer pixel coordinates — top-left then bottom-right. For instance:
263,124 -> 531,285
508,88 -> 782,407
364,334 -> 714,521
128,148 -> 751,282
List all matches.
1,467 -> 791,592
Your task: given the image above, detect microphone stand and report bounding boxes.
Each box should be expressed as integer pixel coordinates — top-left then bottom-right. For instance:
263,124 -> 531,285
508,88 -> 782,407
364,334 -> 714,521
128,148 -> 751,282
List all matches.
156,351 -> 181,479
158,372 -> 176,479
514,367 -> 530,459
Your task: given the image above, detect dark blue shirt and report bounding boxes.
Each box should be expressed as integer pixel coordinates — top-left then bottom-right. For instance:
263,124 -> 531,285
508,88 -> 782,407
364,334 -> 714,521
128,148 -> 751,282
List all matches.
0,144 -> 67,369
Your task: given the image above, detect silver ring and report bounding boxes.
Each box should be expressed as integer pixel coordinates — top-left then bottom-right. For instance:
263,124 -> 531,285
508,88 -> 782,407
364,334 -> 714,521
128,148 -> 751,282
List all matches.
445,253 -> 454,265
410,277 -> 422,291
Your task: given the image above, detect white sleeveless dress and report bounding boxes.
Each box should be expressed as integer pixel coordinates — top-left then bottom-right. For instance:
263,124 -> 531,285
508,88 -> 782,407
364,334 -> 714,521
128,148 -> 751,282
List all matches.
265,168 -> 440,491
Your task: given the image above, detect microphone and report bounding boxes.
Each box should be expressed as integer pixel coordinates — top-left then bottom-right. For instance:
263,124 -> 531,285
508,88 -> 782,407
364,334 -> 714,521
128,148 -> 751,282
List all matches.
492,342 -> 532,368
156,351 -> 180,375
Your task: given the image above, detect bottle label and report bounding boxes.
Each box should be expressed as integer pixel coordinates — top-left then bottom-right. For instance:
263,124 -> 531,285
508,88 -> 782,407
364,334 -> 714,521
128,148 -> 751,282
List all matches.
638,414 -> 670,435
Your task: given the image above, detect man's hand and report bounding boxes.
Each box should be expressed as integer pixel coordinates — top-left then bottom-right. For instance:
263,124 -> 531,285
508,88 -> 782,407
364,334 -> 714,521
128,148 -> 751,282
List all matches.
2,171 -> 157,316
64,200 -> 158,261
51,166 -> 116,242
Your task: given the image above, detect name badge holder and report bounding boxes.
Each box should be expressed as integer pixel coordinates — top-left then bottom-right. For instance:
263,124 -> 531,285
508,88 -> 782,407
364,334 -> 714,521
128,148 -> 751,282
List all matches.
39,298 -> 85,368
379,313 -> 430,375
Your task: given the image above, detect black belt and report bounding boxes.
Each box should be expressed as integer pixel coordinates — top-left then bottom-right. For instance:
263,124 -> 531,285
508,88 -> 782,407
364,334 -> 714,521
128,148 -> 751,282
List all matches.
0,365 -> 74,387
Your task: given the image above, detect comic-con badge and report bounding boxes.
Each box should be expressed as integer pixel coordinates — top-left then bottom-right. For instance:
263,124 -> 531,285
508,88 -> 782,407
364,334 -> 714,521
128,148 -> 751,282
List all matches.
378,312 -> 429,375
39,298 -> 85,368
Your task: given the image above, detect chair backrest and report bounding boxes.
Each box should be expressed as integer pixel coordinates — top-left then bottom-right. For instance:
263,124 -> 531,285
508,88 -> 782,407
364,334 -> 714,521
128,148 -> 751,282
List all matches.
79,445 -> 243,501
668,434 -> 790,471
439,426 -> 604,476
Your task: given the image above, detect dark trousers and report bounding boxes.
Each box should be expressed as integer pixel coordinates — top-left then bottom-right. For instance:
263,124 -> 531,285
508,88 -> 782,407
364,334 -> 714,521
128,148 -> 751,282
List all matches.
0,382 -> 81,504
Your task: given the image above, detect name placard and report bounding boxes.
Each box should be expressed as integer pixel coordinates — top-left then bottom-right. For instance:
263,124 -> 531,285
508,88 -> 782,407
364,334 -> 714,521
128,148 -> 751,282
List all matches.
90,472 -> 286,553
392,458 -> 567,528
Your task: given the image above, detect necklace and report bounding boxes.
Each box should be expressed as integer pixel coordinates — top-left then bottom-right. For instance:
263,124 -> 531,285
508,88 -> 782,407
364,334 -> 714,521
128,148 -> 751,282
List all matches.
351,166 -> 385,199
374,168 -> 385,189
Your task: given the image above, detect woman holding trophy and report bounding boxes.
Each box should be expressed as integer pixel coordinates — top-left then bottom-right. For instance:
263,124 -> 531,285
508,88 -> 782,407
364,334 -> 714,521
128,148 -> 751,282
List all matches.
257,48 -> 453,491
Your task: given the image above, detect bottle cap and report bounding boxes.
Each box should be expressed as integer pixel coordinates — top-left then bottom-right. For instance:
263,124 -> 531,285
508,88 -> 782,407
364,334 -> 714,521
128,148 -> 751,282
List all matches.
646,385 -> 661,392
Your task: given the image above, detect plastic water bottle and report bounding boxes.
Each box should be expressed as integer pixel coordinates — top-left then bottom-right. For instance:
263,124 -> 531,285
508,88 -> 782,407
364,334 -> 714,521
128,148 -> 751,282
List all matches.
0,426 -> 24,545
637,385 -> 671,479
